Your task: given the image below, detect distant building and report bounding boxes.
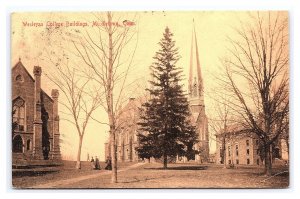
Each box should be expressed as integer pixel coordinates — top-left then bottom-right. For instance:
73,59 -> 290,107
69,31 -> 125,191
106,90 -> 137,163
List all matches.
215,125 -> 288,166
104,98 -> 141,162
12,59 -> 61,163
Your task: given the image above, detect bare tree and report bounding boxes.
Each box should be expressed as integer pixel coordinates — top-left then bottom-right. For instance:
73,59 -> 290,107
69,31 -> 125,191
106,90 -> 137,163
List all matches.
220,12 -> 289,176
68,12 -> 138,183
209,99 -> 230,168
43,53 -> 102,169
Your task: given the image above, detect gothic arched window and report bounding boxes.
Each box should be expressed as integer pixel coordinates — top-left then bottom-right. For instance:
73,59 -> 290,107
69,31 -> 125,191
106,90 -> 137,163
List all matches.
13,97 -> 26,131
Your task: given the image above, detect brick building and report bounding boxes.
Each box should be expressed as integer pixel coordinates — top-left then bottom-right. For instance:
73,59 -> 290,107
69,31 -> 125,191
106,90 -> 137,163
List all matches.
12,59 -> 61,163
215,125 -> 288,166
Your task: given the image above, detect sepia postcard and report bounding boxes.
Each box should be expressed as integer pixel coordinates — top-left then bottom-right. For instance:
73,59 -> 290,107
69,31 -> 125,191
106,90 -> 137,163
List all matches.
11,11 -> 289,189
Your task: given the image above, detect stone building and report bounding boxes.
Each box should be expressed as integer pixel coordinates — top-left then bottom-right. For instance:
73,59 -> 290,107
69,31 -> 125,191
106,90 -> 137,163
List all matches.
12,59 -> 61,163
185,24 -> 209,162
105,25 -> 210,163
215,125 -> 288,166
104,98 -> 141,162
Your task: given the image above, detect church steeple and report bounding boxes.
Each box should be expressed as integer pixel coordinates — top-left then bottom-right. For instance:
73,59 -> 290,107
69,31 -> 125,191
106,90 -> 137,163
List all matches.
187,20 -> 209,163
188,20 -> 204,105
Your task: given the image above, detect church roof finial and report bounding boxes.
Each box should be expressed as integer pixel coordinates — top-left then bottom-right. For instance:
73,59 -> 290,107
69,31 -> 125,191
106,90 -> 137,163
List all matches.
19,57 -> 21,62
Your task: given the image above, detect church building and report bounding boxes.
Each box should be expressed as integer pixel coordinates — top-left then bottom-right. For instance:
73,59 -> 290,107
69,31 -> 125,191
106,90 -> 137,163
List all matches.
105,24 -> 209,163
12,59 -> 61,164
104,97 -> 141,162
186,24 -> 210,162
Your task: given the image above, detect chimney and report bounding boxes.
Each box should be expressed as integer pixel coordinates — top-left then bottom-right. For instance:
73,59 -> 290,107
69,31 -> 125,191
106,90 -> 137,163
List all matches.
32,66 -> 43,159
33,66 -> 42,106
51,89 -> 61,160
51,89 -> 59,119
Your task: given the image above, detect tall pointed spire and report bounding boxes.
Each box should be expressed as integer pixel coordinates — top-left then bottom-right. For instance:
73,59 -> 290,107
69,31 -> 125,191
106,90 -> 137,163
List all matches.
194,23 -> 203,96
188,20 -> 204,104
187,20 -> 209,163
188,22 -> 194,96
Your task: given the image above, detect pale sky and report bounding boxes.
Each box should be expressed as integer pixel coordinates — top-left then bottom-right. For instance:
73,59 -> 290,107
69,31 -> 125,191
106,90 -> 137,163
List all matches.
11,11 -> 287,161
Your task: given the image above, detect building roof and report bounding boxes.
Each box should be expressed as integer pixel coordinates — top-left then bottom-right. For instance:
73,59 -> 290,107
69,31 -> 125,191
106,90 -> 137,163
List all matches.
215,123 -> 251,137
12,59 -> 35,82
41,89 -> 54,103
12,59 -> 54,103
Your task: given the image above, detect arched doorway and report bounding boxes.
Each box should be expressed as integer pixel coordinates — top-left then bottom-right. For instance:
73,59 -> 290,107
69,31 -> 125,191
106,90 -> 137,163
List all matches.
13,135 -> 23,153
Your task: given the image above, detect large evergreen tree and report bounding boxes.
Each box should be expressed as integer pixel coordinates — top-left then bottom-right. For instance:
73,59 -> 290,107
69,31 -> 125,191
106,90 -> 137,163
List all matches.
137,27 -> 199,169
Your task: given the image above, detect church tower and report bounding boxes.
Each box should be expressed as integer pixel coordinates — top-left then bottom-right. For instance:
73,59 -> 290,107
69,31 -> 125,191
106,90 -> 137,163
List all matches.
188,21 -> 209,163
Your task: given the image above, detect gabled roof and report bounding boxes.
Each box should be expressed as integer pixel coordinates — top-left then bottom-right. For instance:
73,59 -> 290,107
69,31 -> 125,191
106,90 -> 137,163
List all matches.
41,89 -> 54,103
12,59 -> 35,82
12,59 -> 54,102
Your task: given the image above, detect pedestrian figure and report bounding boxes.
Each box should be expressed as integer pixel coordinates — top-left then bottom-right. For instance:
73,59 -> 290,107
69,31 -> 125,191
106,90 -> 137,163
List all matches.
90,156 -> 95,169
95,156 -> 101,170
105,156 -> 112,170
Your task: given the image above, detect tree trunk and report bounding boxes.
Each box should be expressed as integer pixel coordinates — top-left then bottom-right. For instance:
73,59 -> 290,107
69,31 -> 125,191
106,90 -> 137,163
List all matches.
106,11 -> 117,183
163,153 -> 167,169
75,135 -> 83,169
223,136 -> 226,168
110,130 -> 117,183
264,144 -> 272,176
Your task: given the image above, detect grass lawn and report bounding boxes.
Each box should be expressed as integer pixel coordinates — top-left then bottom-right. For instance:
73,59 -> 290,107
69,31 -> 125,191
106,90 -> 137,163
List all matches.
12,161 -> 289,189
12,160 -> 136,188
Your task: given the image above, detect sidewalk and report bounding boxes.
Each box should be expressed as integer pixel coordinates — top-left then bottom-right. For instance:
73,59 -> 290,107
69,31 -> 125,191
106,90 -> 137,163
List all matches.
31,162 -> 145,188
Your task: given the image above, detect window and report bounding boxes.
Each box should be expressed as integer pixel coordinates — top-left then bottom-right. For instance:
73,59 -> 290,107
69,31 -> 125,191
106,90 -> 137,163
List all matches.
247,159 -> 250,165
257,149 -> 259,155
13,97 -> 26,131
228,146 -> 231,157
235,144 -> 239,156
257,159 -> 259,165
228,160 -> 231,165
246,140 -> 250,147
15,74 -> 23,82
246,149 -> 250,155
236,159 -> 239,165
